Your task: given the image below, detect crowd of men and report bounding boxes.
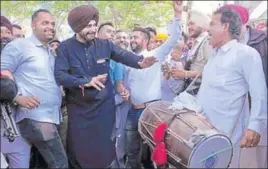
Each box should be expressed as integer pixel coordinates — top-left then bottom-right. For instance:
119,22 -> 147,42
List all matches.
0,1 -> 267,168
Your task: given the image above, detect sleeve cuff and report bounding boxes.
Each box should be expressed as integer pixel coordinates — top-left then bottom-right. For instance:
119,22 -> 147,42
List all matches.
78,77 -> 91,86
248,120 -> 262,135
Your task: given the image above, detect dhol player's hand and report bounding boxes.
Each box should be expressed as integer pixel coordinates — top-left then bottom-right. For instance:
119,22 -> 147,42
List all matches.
240,129 -> 261,148
138,56 -> 158,69
84,74 -> 108,91
170,67 -> 185,80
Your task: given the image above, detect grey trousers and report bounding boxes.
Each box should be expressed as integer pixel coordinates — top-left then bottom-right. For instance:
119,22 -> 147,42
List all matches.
115,102 -> 130,168
18,118 -> 68,168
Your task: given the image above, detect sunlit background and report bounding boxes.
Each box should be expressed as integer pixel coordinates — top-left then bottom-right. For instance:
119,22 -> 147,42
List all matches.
1,1 -> 267,40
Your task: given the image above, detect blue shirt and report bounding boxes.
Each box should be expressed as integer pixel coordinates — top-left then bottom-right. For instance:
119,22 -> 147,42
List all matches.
109,60 -> 124,87
110,60 -> 125,105
1,35 -> 62,124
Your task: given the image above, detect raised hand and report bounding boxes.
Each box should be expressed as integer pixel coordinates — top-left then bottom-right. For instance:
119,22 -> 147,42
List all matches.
84,74 -> 108,91
138,56 -> 158,69
173,0 -> 183,17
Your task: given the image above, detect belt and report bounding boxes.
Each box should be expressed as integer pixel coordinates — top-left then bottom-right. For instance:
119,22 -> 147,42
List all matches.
132,99 -> 160,110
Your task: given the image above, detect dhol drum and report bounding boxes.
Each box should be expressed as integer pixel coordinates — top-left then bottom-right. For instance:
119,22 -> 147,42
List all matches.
138,100 -> 233,168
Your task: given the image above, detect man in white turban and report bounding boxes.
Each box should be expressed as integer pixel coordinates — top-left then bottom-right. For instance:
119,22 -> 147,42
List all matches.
168,9 -> 212,95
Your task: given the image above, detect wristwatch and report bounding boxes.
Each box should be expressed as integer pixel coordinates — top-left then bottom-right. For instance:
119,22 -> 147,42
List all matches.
185,71 -> 189,79
12,94 -> 22,106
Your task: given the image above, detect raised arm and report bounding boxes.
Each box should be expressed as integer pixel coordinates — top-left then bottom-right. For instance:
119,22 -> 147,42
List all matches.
153,1 -> 183,62
109,41 -> 157,69
109,41 -> 142,69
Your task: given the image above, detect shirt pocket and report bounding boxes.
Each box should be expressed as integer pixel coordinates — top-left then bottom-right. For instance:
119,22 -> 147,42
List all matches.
95,57 -> 110,75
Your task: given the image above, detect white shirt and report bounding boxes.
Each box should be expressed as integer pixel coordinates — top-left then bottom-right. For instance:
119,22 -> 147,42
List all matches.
126,50 -> 161,104
1,152 -> 8,169
126,17 -> 182,105
197,40 -> 267,145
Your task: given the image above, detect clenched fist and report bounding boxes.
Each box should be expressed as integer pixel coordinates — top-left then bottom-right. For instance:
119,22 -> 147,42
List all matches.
240,129 -> 261,148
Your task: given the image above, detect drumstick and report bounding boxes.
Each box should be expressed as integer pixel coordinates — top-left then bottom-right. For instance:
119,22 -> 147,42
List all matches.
199,145 -> 268,164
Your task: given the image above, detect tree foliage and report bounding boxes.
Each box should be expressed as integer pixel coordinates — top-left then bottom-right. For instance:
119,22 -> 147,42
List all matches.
1,1 -> 177,38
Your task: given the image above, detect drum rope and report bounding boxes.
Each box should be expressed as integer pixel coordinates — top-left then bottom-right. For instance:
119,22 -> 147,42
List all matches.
184,72 -> 201,93
199,144 -> 268,164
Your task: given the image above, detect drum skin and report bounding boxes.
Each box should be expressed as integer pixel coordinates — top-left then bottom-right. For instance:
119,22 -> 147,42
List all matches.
138,100 -> 233,168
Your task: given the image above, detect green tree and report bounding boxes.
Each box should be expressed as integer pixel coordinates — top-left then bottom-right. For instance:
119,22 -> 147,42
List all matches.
1,1 -> 178,38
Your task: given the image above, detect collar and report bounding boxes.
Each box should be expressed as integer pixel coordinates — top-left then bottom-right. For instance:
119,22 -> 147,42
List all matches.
138,49 -> 149,56
219,39 -> 238,53
29,34 -> 43,47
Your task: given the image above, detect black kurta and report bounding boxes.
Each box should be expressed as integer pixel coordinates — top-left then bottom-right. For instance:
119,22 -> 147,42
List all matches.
54,37 -> 142,168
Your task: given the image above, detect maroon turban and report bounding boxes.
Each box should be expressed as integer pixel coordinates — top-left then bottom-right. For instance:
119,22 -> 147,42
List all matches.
67,5 -> 99,33
1,16 -> 13,33
220,4 -> 249,25
49,37 -> 60,44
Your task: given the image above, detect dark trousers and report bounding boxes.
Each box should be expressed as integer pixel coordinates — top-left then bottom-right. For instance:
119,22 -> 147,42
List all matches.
125,107 -> 154,169
18,118 -> 68,168
125,107 -> 144,168
141,143 -> 154,169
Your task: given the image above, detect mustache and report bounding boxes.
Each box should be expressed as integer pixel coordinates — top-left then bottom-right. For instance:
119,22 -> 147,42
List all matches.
86,32 -> 96,35
44,29 -> 55,35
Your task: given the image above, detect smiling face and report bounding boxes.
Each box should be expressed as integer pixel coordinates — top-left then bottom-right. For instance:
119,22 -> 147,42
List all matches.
187,21 -> 203,39
32,11 -> 56,43
208,13 -> 227,47
115,31 -> 129,49
1,26 -> 12,40
130,31 -> 148,53
98,24 -> 115,41
77,20 -> 98,42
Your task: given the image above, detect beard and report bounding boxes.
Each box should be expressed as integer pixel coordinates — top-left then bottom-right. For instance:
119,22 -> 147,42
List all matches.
130,42 -> 142,53
118,42 -> 128,50
190,27 -> 203,39
1,37 -> 12,51
79,31 -> 96,42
